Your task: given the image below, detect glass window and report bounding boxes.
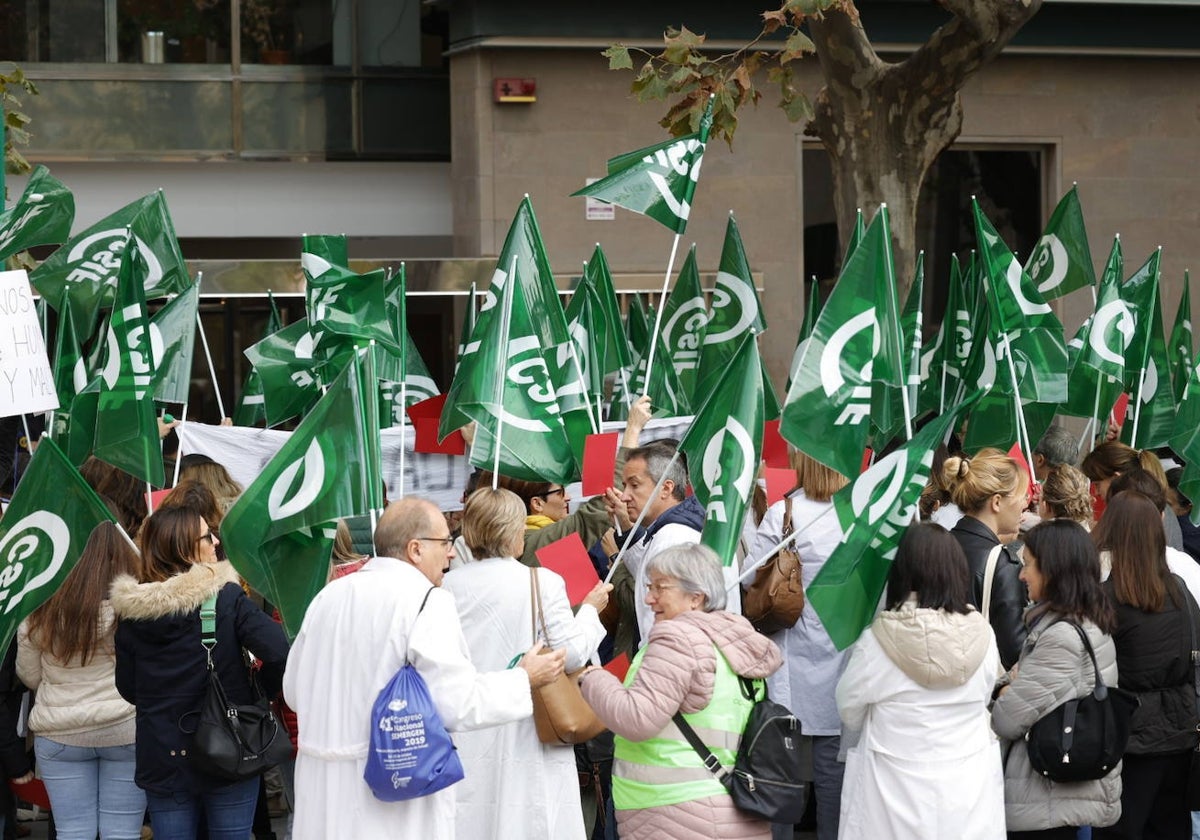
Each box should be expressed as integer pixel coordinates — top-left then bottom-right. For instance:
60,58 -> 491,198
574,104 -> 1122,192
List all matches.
241,0 -> 335,65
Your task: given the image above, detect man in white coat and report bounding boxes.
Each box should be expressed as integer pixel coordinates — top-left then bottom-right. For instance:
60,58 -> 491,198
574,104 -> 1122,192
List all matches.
283,496 -> 565,840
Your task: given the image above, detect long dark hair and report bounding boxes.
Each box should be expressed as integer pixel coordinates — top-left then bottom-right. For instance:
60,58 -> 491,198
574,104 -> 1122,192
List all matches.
885,523 -> 972,614
138,506 -> 205,582
26,521 -> 141,664
1024,519 -> 1116,633
1092,491 -> 1177,613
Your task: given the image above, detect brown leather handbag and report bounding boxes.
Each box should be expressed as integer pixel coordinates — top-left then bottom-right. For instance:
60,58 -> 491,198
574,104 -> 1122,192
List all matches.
742,496 -> 805,635
528,568 -> 607,745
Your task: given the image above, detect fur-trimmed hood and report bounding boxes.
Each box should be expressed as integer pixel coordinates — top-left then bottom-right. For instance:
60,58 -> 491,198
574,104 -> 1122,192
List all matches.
110,561 -> 240,622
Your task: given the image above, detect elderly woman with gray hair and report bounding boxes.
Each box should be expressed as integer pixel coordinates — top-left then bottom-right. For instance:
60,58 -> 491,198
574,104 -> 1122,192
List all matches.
578,544 -> 782,840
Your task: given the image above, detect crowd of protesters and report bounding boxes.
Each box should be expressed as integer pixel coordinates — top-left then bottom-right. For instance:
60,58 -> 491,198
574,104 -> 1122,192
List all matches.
1,407 -> 1199,840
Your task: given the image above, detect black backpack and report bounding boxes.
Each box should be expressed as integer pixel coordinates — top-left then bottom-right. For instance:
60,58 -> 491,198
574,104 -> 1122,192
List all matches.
673,677 -> 808,823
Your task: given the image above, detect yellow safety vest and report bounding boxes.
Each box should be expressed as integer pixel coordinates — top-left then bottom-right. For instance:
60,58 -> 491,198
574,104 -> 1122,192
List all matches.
612,643 -> 757,810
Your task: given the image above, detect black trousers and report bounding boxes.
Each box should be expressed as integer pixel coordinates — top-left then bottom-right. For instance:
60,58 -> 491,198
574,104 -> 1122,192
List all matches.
1009,828 -> 1078,840
1093,750 -> 1191,840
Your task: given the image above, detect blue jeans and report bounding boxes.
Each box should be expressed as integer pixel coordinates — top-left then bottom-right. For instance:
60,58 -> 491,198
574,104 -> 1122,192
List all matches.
34,736 -> 145,840
145,776 -> 259,840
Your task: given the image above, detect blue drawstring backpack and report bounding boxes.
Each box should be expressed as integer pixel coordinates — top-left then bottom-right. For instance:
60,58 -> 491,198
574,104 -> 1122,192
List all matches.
363,588 -> 465,801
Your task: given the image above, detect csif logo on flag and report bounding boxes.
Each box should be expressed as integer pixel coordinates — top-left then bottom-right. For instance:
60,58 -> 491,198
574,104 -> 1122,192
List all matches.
0,202 -> 50,256
503,336 -> 561,427
643,138 -> 704,223
662,299 -> 707,373
699,417 -> 756,525
268,439 -> 327,522
819,308 -> 876,426
1003,260 -> 1051,318
101,304 -> 154,398
841,448 -> 934,546
703,272 -> 757,346
1089,300 -> 1135,367
64,231 -> 166,294
1028,234 -> 1069,295
0,512 -> 71,614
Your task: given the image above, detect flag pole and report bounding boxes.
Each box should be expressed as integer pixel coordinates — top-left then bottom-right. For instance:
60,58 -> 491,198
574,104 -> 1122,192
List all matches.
640,233 -> 683,399
395,264 -> 407,501
1000,332 -> 1038,486
567,338 -> 600,433
171,407 -> 186,487
490,255 -> 519,484
193,273 -> 226,419
731,503 -> 839,591
880,205 -> 914,442
1128,262 -> 1161,446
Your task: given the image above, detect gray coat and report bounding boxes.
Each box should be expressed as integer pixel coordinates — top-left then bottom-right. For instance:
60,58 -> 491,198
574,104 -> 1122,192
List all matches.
991,612 -> 1122,832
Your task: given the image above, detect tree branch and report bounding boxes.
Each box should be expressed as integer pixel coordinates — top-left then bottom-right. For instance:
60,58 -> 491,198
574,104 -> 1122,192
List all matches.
808,3 -> 883,104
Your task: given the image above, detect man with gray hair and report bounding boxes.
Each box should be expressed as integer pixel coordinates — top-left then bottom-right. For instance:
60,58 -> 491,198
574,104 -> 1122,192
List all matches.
1033,424 -> 1078,481
283,496 -> 565,839
614,439 -> 705,644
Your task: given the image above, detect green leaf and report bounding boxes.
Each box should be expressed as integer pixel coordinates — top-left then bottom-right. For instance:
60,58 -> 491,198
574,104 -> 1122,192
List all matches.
668,65 -> 699,87
603,45 -> 633,71
781,92 -> 814,123
783,30 -> 816,61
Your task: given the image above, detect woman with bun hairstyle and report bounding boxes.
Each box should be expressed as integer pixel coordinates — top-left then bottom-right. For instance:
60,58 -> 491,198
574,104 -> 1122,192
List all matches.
1037,465 -> 1094,529
944,448 -> 1029,669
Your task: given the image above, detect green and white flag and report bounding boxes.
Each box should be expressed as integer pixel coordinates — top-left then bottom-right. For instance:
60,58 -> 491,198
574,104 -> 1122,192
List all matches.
1062,237 -> 1130,424
51,291 -> 88,411
1170,349 -> 1200,525
0,437 -> 117,652
1120,249 -> 1174,450
1024,185 -> 1096,301
303,261 -> 400,357
31,191 -> 189,332
695,214 -> 766,406
442,197 -> 571,440
301,233 -> 348,270
1170,271 -> 1194,404
865,207 -> 908,450
571,102 -> 712,235
148,280 -> 200,405
807,394 -> 979,650
658,244 -> 708,401
585,245 -> 632,376
93,235 -> 164,488
564,277 -> 607,399
786,279 -> 822,394
900,253 -> 924,424
0,165 -> 75,262
455,280 -> 478,373
463,261 -> 578,485
243,319 -> 321,427
232,294 -> 282,427
222,355 -> 375,637
629,336 -> 692,418
678,332 -> 763,566
782,207 -> 892,479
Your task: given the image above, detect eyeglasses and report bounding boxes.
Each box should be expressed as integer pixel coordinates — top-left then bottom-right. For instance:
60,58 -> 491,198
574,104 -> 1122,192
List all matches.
415,536 -> 455,546
538,487 -> 566,499
198,530 -> 220,545
645,582 -> 681,596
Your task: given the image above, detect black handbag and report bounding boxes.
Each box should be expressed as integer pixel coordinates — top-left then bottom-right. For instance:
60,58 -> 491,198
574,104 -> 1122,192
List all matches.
1025,621 -> 1138,783
181,594 -> 291,781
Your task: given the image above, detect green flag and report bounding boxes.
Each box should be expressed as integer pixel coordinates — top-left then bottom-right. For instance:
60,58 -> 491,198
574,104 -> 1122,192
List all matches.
1121,252 -> 1174,450
0,438 -> 117,652
222,355 -> 375,637
807,394 -> 979,650
243,319 -> 321,427
31,191 -> 189,331
629,335 -> 692,418
571,103 -> 712,234
786,279 -> 822,395
301,233 -> 348,269
148,280 -> 199,405
586,245 -> 633,375
1170,271 -> 1194,404
865,207 -> 908,449
1170,349 -> 1200,525
844,208 -> 865,265
1024,185 -> 1096,301
0,165 -> 75,261
1062,237 -> 1130,424
51,291 -> 87,411
696,214 -> 766,405
658,244 -> 708,400
678,332 -> 764,566
564,278 -> 607,400
626,294 -> 652,360
442,197 -> 571,440
232,294 -> 282,428
455,280 -> 478,374
900,253 -> 924,425
461,260 -> 578,485
93,235 -> 164,488
303,261 -> 400,357
782,208 -> 892,478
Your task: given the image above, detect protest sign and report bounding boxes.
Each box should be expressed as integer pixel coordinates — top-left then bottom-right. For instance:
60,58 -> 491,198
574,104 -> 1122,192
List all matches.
0,270 -> 59,417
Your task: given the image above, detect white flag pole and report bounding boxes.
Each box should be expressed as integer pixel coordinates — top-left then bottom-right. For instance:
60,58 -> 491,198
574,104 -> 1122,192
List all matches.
603,448 -> 681,585
490,255 -> 519,484
641,233 -> 683,399
193,273 -> 226,419
879,205 -> 914,442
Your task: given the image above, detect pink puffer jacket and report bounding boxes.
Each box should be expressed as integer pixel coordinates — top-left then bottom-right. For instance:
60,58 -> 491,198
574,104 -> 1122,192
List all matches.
581,610 -> 783,840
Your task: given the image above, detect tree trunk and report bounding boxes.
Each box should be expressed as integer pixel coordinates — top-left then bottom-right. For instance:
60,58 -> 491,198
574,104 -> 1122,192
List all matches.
806,0 -> 1043,302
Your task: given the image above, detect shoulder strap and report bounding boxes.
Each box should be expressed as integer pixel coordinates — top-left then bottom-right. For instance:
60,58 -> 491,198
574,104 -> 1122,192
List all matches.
980,544 -> 1003,622
199,593 -> 218,669
672,711 -> 732,785
418,587 -> 435,614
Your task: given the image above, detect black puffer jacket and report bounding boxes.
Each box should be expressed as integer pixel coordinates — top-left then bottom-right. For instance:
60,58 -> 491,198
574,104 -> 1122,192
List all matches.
951,515 -> 1028,670
1104,576 -> 1200,755
111,561 -> 289,795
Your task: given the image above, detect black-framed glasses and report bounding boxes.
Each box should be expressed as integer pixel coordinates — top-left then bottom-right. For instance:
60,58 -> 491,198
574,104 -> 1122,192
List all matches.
415,536 -> 455,546
198,530 -> 220,545
538,487 -> 566,499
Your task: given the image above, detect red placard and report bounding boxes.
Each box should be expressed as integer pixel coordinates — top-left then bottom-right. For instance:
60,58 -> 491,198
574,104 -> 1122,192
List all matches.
406,394 -> 467,455
1110,392 -> 1130,430
764,468 -> 795,507
762,419 -> 789,468
145,488 -> 172,511
534,533 -> 600,607
603,652 -> 631,682
582,432 -> 620,496
861,448 -> 874,474
1007,442 -> 1035,499
10,778 -> 50,810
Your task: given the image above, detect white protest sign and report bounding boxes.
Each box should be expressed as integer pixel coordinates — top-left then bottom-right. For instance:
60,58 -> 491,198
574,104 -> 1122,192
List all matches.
0,270 -> 58,417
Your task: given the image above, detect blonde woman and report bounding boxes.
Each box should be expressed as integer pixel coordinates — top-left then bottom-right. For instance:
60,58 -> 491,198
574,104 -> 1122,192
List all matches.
943,448 -> 1030,670
1038,464 -> 1094,528
747,451 -> 849,840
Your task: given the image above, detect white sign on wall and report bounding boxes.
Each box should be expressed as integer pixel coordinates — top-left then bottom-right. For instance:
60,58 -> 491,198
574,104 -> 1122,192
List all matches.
584,178 -> 615,221
0,270 -> 58,418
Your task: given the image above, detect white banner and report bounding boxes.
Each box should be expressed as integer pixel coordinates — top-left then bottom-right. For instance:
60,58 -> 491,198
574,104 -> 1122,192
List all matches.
0,270 -> 58,417
177,416 -> 692,512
